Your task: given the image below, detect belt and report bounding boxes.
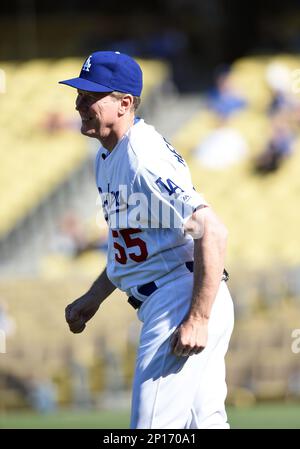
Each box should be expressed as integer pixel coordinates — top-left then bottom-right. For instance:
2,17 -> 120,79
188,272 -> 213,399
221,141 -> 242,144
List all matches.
128,262 -> 229,310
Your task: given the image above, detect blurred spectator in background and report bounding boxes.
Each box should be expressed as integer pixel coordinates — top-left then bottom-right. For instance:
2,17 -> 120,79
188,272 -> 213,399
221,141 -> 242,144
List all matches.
50,211 -> 87,257
254,109 -> 295,174
266,62 -> 294,114
206,65 -> 248,118
41,111 -> 80,134
27,375 -> 57,413
195,125 -> 248,169
50,211 -> 108,258
0,300 -> 16,353
0,300 -> 16,338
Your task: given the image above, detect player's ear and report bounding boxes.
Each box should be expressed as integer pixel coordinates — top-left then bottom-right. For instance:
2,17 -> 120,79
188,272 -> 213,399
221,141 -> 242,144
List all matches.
119,94 -> 133,114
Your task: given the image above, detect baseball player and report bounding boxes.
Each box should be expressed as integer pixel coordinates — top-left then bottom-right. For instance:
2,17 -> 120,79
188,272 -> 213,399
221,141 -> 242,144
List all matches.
61,51 -> 234,429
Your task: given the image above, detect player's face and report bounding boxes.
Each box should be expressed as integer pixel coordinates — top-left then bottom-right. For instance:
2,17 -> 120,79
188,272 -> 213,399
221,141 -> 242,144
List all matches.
75,90 -> 120,142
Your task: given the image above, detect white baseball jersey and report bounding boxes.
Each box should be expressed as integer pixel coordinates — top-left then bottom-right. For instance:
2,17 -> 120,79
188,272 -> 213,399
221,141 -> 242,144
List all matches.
95,118 -> 208,292
95,118 -> 234,430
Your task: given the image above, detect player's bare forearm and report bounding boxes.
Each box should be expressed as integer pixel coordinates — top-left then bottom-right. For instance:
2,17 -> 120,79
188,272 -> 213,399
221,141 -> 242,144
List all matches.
65,267 -> 116,333
88,267 -> 116,304
188,207 -> 227,321
171,208 -> 227,356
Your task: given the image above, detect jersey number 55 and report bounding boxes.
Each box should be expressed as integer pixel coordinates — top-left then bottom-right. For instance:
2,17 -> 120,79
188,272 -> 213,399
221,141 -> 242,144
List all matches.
111,229 -> 148,264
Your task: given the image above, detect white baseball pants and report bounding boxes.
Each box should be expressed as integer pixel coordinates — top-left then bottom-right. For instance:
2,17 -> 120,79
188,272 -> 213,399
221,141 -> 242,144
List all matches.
130,272 -> 234,429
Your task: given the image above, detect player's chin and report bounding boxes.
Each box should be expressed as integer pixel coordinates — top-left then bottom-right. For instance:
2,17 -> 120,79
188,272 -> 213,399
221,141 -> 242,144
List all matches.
80,123 -> 96,137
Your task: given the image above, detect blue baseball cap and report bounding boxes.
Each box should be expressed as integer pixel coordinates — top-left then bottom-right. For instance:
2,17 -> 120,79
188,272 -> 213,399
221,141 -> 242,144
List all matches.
59,51 -> 143,96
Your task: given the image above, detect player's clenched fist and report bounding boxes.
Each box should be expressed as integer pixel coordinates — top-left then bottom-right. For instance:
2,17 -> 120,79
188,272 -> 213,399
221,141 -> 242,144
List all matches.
65,292 -> 101,334
170,317 -> 208,357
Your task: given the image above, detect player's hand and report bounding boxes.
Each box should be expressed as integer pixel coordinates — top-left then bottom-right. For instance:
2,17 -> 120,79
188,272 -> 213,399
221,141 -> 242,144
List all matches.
65,292 -> 101,334
170,317 -> 208,357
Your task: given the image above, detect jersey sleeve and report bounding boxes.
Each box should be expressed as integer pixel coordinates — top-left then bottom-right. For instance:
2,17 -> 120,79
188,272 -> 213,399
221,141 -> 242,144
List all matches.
130,152 -> 208,230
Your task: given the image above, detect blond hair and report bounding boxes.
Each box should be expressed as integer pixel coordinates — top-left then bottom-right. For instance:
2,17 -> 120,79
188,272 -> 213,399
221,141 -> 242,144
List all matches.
110,91 -> 141,112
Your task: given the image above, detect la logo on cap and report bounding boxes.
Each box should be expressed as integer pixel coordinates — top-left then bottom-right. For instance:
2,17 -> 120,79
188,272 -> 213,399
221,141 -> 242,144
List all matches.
82,55 -> 92,72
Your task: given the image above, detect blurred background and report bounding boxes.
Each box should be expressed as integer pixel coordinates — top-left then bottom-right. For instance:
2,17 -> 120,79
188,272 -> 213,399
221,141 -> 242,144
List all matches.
1,0 -> 300,429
